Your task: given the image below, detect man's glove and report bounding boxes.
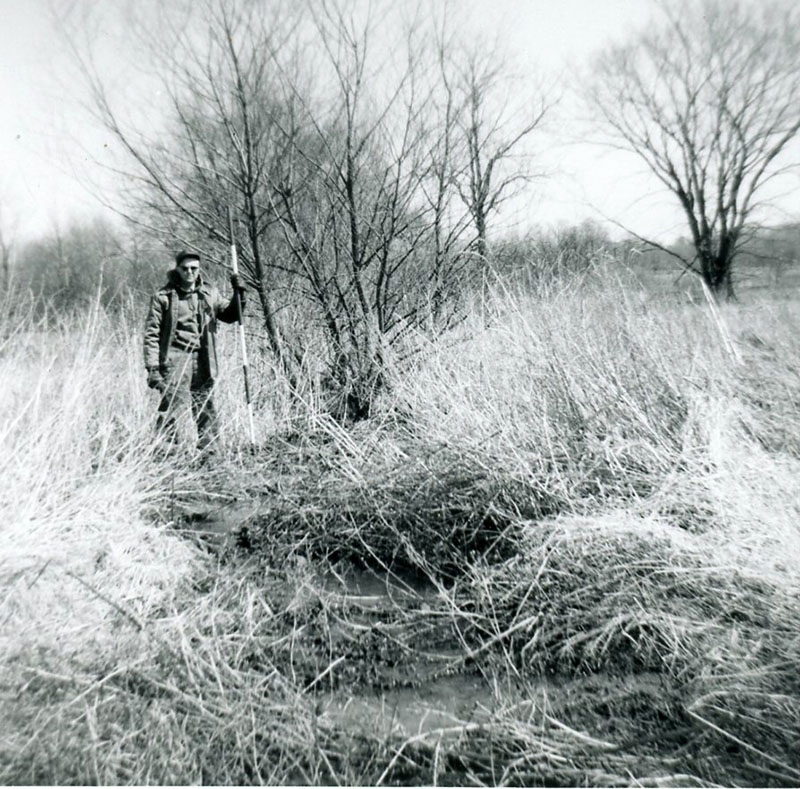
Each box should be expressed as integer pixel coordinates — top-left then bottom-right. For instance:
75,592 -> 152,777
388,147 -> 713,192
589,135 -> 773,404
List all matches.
147,368 -> 165,392
230,273 -> 247,309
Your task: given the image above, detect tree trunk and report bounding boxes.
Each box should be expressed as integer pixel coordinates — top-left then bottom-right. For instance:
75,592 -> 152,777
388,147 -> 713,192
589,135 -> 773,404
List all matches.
701,252 -> 735,301
474,212 -> 488,259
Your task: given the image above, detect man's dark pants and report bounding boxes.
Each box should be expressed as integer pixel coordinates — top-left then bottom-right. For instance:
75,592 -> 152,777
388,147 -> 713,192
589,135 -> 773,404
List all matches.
156,349 -> 218,450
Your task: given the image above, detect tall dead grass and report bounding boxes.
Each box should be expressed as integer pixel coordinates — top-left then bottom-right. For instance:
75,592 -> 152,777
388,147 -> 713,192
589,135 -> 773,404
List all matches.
2,273 -> 799,785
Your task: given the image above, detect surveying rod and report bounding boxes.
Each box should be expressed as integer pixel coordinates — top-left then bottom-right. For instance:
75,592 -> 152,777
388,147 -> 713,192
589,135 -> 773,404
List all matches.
228,208 -> 256,444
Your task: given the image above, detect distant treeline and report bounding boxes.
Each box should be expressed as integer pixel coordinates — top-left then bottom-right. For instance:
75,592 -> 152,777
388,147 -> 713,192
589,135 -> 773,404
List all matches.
5,215 -> 799,314
4,218 -> 172,312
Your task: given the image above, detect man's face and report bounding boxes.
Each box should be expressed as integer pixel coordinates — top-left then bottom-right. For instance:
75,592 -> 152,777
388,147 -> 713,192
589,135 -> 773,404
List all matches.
177,259 -> 200,288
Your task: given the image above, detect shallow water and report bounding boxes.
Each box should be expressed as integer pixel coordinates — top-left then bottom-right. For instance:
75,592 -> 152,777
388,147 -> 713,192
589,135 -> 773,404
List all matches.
173,497 -> 261,537
322,673 -> 496,738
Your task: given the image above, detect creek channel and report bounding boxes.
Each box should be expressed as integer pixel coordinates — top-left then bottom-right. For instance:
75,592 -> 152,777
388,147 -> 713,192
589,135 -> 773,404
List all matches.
174,494 -> 505,741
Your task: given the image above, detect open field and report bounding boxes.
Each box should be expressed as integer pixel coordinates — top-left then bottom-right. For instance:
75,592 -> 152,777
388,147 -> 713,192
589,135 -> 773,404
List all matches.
1,271 -> 800,786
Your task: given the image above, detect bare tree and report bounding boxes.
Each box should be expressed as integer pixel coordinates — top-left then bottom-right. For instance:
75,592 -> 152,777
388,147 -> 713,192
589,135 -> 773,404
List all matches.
588,0 -> 800,298
269,1 -> 460,416
416,18 -> 480,320
453,45 -> 549,260
67,0 -> 300,369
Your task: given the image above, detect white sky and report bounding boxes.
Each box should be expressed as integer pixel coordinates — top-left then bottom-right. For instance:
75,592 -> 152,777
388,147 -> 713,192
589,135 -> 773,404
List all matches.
1,0 -> 794,246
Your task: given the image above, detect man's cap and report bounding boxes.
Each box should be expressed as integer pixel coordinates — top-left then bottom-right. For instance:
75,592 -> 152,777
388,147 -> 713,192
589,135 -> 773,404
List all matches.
175,250 -> 201,265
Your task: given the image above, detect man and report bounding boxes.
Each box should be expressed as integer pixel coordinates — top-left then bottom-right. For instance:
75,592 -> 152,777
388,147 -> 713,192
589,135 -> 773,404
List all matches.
144,249 -> 245,452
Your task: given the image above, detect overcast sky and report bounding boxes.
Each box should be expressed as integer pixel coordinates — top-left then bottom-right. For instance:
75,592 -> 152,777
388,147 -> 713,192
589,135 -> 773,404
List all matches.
2,0 -> 793,247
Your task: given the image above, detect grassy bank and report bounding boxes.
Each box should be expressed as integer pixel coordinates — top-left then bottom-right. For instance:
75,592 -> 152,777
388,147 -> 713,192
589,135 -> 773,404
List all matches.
1,275 -> 799,785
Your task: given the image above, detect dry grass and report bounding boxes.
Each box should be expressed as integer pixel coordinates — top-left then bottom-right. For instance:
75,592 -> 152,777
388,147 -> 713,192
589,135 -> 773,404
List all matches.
2,273 -> 799,785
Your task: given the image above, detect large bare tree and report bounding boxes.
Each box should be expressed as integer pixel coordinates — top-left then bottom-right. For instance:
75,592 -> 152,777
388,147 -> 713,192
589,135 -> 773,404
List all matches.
588,0 -> 800,298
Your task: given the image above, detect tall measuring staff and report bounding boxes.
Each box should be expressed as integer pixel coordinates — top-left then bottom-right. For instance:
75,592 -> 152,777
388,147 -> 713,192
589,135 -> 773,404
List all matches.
228,208 -> 256,444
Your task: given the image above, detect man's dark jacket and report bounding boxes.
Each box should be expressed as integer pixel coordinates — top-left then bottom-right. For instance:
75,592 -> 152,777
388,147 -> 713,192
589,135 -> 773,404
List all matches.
143,269 -> 241,380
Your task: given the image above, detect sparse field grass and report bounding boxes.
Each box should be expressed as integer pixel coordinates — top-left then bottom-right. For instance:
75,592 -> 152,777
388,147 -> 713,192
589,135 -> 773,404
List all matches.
1,273 -> 799,786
